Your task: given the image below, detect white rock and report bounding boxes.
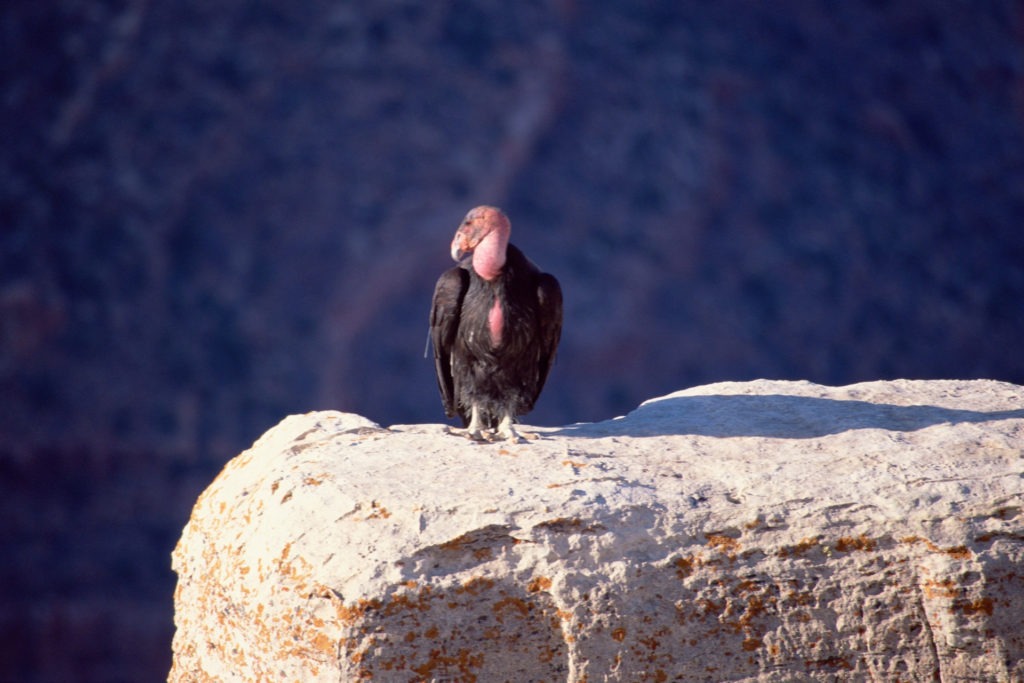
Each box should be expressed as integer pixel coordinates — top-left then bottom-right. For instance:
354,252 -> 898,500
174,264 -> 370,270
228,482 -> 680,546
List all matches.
170,380 -> 1024,682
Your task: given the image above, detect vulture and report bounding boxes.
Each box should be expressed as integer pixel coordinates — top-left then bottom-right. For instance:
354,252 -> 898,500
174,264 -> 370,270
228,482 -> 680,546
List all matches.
429,206 -> 562,441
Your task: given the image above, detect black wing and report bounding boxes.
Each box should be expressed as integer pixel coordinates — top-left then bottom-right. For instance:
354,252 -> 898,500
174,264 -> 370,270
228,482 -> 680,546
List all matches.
532,272 -> 563,406
429,266 -> 469,419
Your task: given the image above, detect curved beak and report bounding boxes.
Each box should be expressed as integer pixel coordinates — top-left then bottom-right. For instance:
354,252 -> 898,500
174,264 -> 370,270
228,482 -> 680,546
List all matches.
451,231 -> 472,263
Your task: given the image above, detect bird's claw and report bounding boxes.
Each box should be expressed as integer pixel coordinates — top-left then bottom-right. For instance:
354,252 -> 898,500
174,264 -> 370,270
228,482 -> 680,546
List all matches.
494,415 -> 528,443
444,425 -> 528,444
492,430 -> 526,444
445,426 -> 489,442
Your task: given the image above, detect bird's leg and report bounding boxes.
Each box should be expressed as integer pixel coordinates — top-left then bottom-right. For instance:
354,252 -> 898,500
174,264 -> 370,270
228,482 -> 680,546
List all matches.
448,405 -> 488,442
492,413 -> 526,443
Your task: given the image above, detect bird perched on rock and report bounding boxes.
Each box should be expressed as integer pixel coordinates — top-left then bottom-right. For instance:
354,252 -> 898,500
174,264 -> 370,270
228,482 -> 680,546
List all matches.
429,206 -> 562,442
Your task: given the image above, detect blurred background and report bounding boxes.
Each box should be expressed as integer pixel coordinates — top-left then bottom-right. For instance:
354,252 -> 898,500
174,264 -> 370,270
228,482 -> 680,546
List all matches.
2,1 -> 1023,680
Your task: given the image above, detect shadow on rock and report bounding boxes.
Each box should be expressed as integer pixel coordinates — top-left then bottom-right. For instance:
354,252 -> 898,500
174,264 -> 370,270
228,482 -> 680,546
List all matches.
338,573 -> 569,681
551,395 -> 1024,439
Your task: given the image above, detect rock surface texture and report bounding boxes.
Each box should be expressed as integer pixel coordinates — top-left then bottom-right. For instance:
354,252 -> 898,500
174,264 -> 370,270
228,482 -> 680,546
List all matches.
170,380 -> 1024,682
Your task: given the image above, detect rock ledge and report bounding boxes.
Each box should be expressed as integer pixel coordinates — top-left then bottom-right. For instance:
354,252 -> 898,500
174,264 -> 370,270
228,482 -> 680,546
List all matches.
170,380 -> 1024,681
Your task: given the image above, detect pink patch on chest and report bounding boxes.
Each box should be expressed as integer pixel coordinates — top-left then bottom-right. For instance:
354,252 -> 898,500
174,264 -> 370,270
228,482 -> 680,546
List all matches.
487,298 -> 504,347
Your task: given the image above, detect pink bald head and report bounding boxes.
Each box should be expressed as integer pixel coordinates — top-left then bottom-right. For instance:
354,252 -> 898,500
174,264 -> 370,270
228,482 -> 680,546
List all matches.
451,205 -> 510,281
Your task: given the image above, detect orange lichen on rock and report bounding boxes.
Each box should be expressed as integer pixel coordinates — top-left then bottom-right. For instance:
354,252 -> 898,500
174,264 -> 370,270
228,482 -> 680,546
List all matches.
776,536 -> 819,558
922,578 -> 958,600
900,535 -> 973,558
311,633 -> 334,656
364,501 -> 391,520
673,555 -> 697,579
527,576 -> 552,592
493,596 -> 531,622
833,534 -> 877,552
383,588 -> 433,616
742,636 -> 762,651
335,598 -> 384,626
457,576 -> 495,596
705,534 -> 741,552
956,597 -> 994,616
409,648 -> 484,682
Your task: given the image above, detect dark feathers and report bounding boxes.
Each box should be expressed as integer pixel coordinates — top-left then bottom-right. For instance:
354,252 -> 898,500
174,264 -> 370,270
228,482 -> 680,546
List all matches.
430,244 -> 562,429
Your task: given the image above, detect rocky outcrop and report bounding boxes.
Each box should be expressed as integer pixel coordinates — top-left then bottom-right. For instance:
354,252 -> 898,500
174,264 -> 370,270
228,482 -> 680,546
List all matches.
170,380 -> 1024,682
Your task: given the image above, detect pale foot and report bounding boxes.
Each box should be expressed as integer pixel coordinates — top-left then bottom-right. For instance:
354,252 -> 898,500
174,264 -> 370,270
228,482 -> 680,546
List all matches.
445,425 -> 489,442
493,415 -> 526,444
